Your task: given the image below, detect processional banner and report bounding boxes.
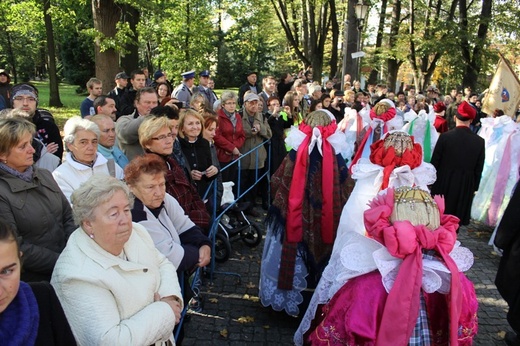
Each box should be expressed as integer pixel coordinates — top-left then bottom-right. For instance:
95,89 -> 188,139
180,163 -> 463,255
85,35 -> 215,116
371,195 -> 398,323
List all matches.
481,54 -> 520,117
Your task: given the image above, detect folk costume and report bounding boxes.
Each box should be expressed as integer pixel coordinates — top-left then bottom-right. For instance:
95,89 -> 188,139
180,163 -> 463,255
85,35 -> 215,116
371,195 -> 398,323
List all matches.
297,187 -> 478,345
337,131 -> 435,238
431,101 -> 485,226
350,99 -> 403,170
402,108 -> 439,163
259,110 -> 352,316
471,116 -> 519,227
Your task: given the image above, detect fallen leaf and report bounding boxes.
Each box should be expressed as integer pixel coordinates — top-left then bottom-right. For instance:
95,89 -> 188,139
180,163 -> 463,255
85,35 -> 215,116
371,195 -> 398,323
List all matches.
263,325 -> 270,329
237,316 -> 255,323
209,298 -> 218,303
220,328 -> 228,338
246,282 -> 256,289
240,256 -> 246,260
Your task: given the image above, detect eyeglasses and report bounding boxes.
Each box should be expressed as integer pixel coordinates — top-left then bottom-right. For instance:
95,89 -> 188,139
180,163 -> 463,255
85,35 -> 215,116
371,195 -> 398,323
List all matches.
152,133 -> 174,141
13,96 -> 37,102
74,139 -> 98,148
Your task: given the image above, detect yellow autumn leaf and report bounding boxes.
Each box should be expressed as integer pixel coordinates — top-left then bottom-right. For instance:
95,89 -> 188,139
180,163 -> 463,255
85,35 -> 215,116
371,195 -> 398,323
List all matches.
242,294 -> 260,302
209,298 -> 218,303
246,282 -> 256,289
220,328 -> 228,338
237,316 -> 255,323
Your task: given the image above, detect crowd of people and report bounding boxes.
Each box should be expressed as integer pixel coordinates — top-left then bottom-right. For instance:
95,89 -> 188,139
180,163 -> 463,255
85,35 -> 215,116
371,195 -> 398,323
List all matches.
0,64 -> 520,345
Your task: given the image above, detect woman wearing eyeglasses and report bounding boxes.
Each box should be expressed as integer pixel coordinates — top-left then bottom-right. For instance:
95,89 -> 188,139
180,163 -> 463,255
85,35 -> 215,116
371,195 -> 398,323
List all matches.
52,116 -> 124,203
138,115 -> 210,230
213,90 -> 245,185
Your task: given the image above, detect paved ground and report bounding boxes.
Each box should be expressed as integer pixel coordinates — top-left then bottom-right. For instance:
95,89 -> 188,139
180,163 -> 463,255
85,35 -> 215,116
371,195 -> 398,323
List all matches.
182,215 -> 511,345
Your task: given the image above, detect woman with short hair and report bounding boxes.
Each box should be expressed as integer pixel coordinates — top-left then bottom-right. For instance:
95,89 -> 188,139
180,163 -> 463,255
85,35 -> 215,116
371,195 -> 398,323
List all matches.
51,175 -> 182,345
52,116 -> 124,202
138,115 -> 210,230
190,92 -> 208,115
213,91 -> 245,184
125,154 -> 211,272
0,117 -> 75,282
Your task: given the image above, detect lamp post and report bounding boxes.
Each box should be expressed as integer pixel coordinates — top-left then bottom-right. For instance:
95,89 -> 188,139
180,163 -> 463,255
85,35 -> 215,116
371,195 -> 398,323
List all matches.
354,0 -> 369,82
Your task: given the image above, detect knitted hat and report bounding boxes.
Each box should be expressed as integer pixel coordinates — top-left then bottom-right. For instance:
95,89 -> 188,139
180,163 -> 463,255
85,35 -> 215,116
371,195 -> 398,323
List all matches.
11,84 -> 38,103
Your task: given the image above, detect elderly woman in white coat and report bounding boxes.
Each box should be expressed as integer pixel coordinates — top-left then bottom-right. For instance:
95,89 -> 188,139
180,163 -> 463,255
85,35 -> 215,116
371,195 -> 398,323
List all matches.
52,116 -> 124,202
51,175 -> 183,346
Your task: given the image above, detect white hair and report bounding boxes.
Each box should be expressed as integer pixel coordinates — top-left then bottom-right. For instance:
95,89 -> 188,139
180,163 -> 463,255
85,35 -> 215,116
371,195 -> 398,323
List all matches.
63,116 -> 101,151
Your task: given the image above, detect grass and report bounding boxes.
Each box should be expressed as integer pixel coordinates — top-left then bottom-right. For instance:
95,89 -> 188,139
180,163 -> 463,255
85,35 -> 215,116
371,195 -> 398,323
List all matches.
32,81 -> 84,129
32,80 -> 239,130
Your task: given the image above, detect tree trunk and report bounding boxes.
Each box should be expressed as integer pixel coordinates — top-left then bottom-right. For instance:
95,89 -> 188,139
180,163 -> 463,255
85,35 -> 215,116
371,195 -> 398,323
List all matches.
386,0 -> 402,91
92,0 -> 121,92
329,0 -> 339,79
120,5 -> 140,75
345,0 -> 360,80
42,0 -> 62,107
461,0 -> 492,90
5,30 -> 17,84
368,0 -> 387,85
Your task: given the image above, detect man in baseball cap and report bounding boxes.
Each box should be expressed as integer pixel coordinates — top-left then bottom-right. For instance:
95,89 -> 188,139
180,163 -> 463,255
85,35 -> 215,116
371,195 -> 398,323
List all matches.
108,72 -> 129,119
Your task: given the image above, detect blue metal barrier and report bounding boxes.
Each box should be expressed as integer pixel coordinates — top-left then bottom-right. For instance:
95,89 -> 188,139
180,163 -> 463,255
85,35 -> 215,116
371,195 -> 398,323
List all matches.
204,139 -> 271,281
174,139 -> 271,342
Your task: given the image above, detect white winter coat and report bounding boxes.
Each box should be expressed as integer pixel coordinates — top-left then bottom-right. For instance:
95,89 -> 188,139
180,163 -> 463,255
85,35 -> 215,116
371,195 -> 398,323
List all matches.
52,152 -> 124,202
51,223 -> 182,346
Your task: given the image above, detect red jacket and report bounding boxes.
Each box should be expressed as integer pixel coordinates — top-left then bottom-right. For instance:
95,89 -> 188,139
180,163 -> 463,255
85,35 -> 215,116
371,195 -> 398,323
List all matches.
214,109 -> 246,163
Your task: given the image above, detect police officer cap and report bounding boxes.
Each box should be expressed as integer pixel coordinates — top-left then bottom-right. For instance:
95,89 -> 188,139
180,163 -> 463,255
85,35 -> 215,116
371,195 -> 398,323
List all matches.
199,70 -> 210,77
181,70 -> 196,79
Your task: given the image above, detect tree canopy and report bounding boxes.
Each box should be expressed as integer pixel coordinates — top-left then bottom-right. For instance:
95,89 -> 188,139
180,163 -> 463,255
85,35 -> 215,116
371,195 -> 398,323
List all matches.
0,0 -> 517,102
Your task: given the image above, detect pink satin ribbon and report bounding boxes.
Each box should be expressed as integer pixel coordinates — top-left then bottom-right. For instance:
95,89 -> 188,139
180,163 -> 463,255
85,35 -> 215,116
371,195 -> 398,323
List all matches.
364,190 -> 462,346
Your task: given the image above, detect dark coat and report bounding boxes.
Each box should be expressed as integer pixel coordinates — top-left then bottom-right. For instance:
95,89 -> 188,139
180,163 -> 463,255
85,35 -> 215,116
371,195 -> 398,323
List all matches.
107,86 -> 127,119
495,184 -> 520,333
0,168 -> 76,282
32,109 -> 63,162
29,282 -> 77,345
267,112 -> 292,175
178,136 -> 217,198
118,88 -> 137,116
430,126 -> 485,225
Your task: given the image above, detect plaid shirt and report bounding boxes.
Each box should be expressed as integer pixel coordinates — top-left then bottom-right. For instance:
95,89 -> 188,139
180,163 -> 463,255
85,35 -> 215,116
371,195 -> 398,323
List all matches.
159,154 -> 210,230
